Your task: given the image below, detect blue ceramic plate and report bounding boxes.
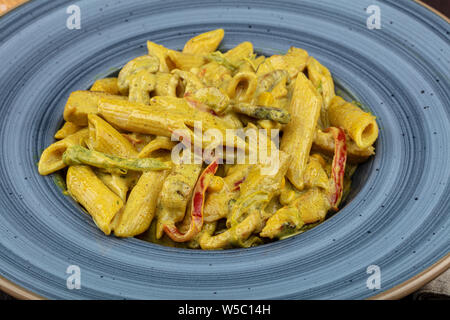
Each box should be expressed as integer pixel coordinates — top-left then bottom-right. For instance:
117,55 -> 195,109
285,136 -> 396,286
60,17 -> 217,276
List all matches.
0,0 -> 448,299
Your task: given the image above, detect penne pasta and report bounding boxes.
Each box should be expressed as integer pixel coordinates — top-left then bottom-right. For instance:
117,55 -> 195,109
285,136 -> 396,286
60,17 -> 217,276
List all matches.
312,129 -> 375,164
39,128 -> 88,175
96,171 -> 132,201
90,77 -> 121,95
224,42 -> 254,64
67,165 -> 124,235
87,114 -> 138,159
306,57 -> 335,128
114,169 -> 169,237
281,73 -> 322,190
328,96 -> 379,149
54,122 -> 83,140
147,41 -> 174,72
138,136 -> 177,158
63,91 -> 127,126
226,71 -> 258,103
183,29 -> 225,55
166,50 -> 206,71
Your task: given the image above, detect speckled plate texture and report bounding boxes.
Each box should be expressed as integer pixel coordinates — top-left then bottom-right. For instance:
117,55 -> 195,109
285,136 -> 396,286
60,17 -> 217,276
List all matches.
0,0 -> 448,299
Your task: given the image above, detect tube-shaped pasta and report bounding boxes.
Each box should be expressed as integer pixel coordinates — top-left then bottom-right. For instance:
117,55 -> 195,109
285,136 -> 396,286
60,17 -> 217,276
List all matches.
147,41 -> 174,72
67,165 -> 124,235
90,78 -> 121,95
98,96 -> 239,147
138,136 -> 176,158
312,129 -> 374,164
183,29 -> 225,55
328,96 -> 379,149
238,55 -> 265,73
87,114 -> 141,201
226,72 -> 258,102
63,91 -> 127,126
38,128 -> 88,175
54,122 -> 83,140
155,163 -> 202,239
114,170 -> 169,237
224,42 -> 254,65
98,96 -> 189,137
306,57 -> 335,128
87,114 -> 138,158
166,50 -> 206,71
281,72 -> 322,190
96,171 -> 131,201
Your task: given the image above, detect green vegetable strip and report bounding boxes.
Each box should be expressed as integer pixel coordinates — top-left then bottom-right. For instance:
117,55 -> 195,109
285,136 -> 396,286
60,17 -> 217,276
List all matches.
63,145 -> 172,173
206,52 -> 238,71
232,103 -> 291,124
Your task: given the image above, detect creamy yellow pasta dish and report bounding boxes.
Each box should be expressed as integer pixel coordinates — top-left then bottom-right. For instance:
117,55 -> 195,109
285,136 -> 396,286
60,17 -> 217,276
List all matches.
38,29 -> 378,249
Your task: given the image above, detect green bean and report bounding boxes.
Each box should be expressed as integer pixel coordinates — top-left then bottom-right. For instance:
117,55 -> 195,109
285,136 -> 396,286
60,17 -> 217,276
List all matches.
232,103 -> 291,124
206,52 -> 238,71
63,145 -> 172,174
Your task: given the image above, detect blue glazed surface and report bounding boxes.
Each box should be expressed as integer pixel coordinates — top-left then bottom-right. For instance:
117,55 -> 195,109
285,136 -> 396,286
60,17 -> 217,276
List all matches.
0,0 -> 448,299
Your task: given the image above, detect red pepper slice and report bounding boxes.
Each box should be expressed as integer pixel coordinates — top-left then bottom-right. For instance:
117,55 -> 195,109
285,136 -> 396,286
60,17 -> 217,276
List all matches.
164,158 -> 219,242
232,177 -> 245,191
325,127 -> 347,210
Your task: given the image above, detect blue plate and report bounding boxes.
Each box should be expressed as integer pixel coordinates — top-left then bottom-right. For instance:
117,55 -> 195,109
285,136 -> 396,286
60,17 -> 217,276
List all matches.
0,0 -> 448,299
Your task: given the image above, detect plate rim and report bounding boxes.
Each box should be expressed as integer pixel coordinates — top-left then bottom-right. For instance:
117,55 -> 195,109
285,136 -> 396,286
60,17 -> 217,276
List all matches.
0,0 -> 448,300
1,254 -> 449,300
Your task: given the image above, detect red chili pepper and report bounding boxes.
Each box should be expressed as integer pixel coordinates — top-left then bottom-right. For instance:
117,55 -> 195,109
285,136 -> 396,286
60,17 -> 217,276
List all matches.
164,159 -> 219,242
325,127 -> 347,210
